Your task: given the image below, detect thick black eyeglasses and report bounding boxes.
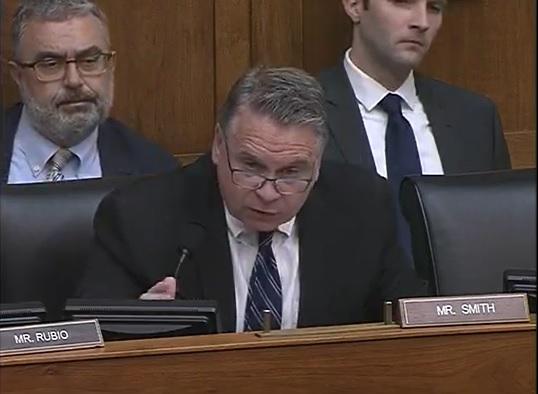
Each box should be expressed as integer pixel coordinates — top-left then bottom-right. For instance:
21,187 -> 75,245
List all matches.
14,51 -> 116,82
219,125 -> 314,195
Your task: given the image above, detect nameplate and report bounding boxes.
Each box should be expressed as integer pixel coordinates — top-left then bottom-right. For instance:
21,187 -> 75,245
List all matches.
398,293 -> 530,328
0,319 -> 104,356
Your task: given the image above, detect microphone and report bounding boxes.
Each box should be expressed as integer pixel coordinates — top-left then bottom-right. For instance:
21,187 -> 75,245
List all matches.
173,222 -> 206,280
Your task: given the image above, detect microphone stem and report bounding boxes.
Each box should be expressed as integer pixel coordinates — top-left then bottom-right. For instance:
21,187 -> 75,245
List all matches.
174,249 -> 189,279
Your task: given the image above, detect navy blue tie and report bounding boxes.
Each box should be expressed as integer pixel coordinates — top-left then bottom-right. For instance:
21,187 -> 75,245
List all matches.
244,232 -> 282,331
379,93 -> 422,259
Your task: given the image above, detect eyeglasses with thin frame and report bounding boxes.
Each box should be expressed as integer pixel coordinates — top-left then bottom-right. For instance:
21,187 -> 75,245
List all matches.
218,124 -> 315,195
12,51 -> 116,82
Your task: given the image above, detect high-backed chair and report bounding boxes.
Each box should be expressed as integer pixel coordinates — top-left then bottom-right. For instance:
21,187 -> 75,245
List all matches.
0,177 -> 137,320
400,169 -> 536,296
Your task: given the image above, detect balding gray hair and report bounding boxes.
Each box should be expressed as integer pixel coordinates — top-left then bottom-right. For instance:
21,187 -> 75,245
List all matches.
218,66 -> 329,147
12,0 -> 109,57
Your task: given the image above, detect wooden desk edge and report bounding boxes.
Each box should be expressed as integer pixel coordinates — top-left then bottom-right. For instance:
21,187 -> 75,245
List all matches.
1,321 -> 535,367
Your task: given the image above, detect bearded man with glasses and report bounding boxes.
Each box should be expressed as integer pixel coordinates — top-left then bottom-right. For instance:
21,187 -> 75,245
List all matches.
80,66 -> 427,332
3,0 -> 177,184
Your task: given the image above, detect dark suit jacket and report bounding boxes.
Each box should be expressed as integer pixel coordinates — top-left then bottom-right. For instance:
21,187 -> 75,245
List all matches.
80,155 -> 427,332
1,104 -> 179,183
318,63 -> 511,173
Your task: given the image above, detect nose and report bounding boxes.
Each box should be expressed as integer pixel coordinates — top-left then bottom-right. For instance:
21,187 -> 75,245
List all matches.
410,3 -> 430,31
255,180 -> 281,203
63,61 -> 84,88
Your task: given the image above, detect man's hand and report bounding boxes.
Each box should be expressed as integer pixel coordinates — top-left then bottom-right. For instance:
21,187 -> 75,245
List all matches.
139,276 -> 177,300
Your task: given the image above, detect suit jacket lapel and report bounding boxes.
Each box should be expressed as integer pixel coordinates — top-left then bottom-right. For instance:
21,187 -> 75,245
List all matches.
180,157 -> 237,332
1,104 -> 23,183
97,120 -> 135,177
415,75 -> 457,173
195,203 -> 236,332
322,64 -> 376,170
296,185 -> 333,327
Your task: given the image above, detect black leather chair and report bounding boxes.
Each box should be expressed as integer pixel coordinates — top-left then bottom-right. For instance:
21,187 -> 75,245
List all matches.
0,177 -> 136,320
400,169 -> 536,296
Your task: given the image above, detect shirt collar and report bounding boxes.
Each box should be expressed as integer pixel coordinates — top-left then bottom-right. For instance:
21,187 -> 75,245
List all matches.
69,121 -> 99,165
15,105 -> 99,177
343,48 -> 419,111
16,107 -> 60,177
224,204 -> 296,245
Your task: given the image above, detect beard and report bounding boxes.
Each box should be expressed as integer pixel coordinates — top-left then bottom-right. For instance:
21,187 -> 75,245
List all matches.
20,83 -> 113,148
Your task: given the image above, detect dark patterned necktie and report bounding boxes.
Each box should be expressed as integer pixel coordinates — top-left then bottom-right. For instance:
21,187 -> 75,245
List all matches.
379,93 -> 422,259
244,232 -> 282,331
46,149 -> 73,182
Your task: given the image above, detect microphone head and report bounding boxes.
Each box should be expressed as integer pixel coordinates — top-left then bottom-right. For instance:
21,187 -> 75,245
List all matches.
174,222 -> 207,280
177,222 -> 206,257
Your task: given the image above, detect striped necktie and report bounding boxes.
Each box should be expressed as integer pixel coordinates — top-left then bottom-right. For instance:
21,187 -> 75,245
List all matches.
244,232 -> 282,331
46,148 -> 73,182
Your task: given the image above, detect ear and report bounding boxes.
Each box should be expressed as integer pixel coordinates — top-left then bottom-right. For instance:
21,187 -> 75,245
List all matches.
211,125 -> 223,164
109,54 -> 116,73
313,160 -> 321,182
342,0 -> 363,24
8,61 -> 23,88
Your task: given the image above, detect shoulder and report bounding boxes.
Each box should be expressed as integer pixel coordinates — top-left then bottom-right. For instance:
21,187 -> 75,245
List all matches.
318,64 -> 342,83
317,63 -> 347,90
5,103 -> 23,120
315,160 -> 391,208
102,154 -> 213,211
4,103 -> 23,135
102,168 -> 183,215
100,118 -> 179,171
416,75 -> 497,110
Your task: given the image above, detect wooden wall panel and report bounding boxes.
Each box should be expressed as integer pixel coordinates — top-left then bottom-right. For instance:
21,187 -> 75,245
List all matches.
1,0 -> 535,167
419,0 -> 536,168
1,0 -> 18,106
96,0 -> 214,157
302,0 -> 352,75
506,132 -> 536,169
251,0 -> 303,68
214,0 -> 250,115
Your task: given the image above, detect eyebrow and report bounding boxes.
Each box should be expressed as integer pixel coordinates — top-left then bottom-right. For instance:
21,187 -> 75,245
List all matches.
235,151 -> 312,172
31,46 -> 105,61
275,160 -> 312,174
235,151 -> 267,168
432,0 -> 448,7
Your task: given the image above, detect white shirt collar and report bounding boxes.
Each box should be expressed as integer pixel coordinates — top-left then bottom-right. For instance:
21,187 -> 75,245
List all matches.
343,48 -> 418,111
16,107 -> 59,176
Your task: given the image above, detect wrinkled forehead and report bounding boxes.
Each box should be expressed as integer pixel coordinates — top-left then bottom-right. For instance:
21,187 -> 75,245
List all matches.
227,107 -> 323,146
17,15 -> 110,59
226,111 -> 323,169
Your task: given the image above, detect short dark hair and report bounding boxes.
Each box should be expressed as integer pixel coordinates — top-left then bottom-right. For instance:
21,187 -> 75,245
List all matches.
217,66 -> 329,147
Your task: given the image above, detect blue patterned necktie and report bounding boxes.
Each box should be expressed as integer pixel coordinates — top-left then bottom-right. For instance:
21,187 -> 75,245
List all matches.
244,232 -> 282,331
46,148 -> 73,182
379,93 -> 422,259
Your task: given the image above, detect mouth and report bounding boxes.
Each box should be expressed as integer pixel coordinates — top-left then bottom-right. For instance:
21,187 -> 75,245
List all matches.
250,207 -> 278,216
58,99 -> 93,106
57,99 -> 96,112
400,39 -> 425,47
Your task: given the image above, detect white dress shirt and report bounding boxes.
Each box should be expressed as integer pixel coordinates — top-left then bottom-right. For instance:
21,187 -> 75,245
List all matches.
225,207 -> 300,332
343,49 -> 444,178
8,106 -> 102,184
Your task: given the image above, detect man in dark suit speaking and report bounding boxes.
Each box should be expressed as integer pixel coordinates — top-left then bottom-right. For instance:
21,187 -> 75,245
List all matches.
80,67 -> 426,333
2,0 -> 177,184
